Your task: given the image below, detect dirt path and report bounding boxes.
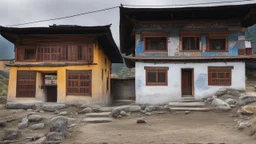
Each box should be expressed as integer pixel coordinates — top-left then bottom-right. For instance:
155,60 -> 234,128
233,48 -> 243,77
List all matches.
64,112 -> 255,144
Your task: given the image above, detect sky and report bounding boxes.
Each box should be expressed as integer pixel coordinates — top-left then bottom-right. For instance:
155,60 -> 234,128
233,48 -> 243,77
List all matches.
0,0 -> 256,59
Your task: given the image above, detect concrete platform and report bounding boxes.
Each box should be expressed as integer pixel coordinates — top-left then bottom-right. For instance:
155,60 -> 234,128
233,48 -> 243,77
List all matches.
83,117 -> 113,123
85,112 -> 111,117
168,102 -> 205,107
169,107 -> 213,111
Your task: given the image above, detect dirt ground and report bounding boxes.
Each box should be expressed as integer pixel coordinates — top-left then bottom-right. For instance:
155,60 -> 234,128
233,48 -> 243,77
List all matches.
64,112 -> 255,144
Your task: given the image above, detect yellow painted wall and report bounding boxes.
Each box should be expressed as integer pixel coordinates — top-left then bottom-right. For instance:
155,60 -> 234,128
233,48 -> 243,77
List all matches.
7,42 -> 112,105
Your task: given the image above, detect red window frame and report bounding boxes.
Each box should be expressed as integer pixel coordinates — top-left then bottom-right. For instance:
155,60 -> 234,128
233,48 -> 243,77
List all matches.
206,33 -> 228,52
145,67 -> 168,86
208,66 -> 233,86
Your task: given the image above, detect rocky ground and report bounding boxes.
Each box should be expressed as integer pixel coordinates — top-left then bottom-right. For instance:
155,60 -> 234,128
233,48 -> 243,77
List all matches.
1,88 -> 256,143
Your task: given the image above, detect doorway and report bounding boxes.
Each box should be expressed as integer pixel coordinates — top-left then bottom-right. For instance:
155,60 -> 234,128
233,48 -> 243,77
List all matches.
181,69 -> 193,97
43,73 -> 57,102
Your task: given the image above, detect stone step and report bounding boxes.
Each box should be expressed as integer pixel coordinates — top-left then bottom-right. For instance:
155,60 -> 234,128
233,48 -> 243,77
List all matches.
112,100 -> 135,106
169,107 -> 213,111
83,117 -> 113,123
169,102 -> 205,107
181,97 -> 201,102
85,112 -> 111,117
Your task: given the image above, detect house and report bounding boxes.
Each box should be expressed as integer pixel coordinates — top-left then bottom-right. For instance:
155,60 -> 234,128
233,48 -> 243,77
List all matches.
120,3 -> 256,105
0,25 -> 122,105
0,59 -> 13,71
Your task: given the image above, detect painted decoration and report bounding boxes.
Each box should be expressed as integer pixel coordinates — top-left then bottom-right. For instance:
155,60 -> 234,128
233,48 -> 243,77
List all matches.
45,75 -> 57,85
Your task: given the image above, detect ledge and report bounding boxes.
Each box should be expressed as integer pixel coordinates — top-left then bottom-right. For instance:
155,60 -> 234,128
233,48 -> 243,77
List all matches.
6,62 -> 98,67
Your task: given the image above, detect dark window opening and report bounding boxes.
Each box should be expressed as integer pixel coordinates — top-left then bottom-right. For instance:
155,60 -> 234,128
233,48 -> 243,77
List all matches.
145,37 -> 167,51
182,37 -> 200,50
24,49 -> 36,60
209,39 -> 226,51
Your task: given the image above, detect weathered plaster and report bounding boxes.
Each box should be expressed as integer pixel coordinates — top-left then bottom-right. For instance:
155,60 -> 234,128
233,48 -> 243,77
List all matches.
135,62 -> 245,105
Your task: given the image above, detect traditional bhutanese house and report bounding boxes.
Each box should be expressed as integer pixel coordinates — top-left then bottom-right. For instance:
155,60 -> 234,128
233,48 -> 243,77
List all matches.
120,3 -> 256,105
0,25 -> 122,105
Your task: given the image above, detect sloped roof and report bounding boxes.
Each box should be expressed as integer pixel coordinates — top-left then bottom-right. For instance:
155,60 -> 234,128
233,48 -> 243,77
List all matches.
0,25 -> 123,63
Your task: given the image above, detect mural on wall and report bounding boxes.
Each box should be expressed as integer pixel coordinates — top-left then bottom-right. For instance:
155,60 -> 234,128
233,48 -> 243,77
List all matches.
168,36 -> 179,56
195,73 -> 209,90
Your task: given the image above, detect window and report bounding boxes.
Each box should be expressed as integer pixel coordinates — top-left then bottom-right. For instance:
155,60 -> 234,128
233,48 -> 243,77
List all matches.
16,71 -> 36,97
207,33 -> 228,51
145,67 -> 168,86
182,37 -> 200,51
208,67 -> 232,86
24,48 -> 36,60
145,37 -> 167,51
66,70 -> 91,96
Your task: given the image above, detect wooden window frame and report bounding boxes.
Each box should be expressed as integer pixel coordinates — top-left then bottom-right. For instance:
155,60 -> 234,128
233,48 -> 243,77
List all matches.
16,70 -> 36,98
66,70 -> 92,96
208,66 -> 233,86
143,32 -> 168,52
145,67 -> 168,86
206,33 -> 228,52
180,33 -> 201,52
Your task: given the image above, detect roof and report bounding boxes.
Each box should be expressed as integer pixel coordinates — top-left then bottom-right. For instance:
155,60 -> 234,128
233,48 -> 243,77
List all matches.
124,56 -> 256,68
119,2 -> 256,55
0,25 -> 123,63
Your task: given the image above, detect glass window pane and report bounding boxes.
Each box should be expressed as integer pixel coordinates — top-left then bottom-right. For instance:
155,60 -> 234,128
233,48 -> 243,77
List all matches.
212,73 -> 217,78
210,39 -> 225,50
182,37 -> 199,50
158,72 -> 166,82
147,72 -> 157,82
145,37 -> 166,50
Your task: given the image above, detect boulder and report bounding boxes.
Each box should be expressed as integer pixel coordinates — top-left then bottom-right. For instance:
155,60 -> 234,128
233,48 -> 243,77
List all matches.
120,110 -> 127,116
212,98 -> 231,110
2,129 -> 21,140
111,105 -> 130,118
241,104 -> 256,115
49,116 -> 68,137
6,102 -> 36,109
145,112 -> 152,116
129,105 -> 141,112
27,136 -> 47,144
237,121 -> 249,130
0,120 -> 6,128
226,90 -> 240,97
215,88 -> 227,97
28,115 -> 43,122
137,117 -> 146,124
59,111 -> 68,116
30,123 -> 45,130
117,115 -> 122,119
42,103 -> 67,112
224,98 -> 238,106
79,107 -> 92,114
145,106 -> 157,112
47,132 -> 65,141
239,95 -> 256,106
27,134 -> 45,141
18,117 -> 29,129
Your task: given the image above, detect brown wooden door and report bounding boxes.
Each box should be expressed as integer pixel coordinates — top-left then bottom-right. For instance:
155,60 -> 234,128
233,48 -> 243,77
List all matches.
182,69 -> 193,96
46,86 -> 57,102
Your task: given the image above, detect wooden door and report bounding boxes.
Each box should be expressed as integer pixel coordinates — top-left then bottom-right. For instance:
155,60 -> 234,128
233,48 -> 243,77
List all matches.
182,69 -> 193,96
46,86 -> 57,102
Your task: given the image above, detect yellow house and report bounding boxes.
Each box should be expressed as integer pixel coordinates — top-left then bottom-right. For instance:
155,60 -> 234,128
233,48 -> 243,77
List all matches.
0,25 -> 123,105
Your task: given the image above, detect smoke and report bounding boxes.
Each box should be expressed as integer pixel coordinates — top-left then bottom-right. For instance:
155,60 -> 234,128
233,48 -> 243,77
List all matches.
0,36 -> 14,60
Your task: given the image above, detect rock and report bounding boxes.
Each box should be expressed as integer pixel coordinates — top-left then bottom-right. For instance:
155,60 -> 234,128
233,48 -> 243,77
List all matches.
42,103 -> 67,112
227,90 -> 240,97
158,105 -> 169,111
212,98 -> 231,110
239,95 -> 256,106
30,123 -> 44,130
248,125 -> 256,136
0,120 -> 6,128
238,121 -> 249,130
27,136 -> 47,144
28,134 -> 45,141
40,110 -> 44,113
47,132 -> 65,141
49,116 -> 68,137
67,118 -> 76,125
18,117 -> 29,129
145,112 -> 152,116
120,110 -> 126,116
59,111 -> 68,116
27,109 -> 33,112
129,105 -> 141,112
145,106 -> 157,112
28,115 -> 43,122
6,102 -> 36,109
224,98 -> 238,105
2,129 -> 21,140
79,107 -> 92,114
241,104 -> 256,115
111,106 -> 130,118
117,115 -> 122,119
184,111 -> 191,114
215,88 -> 227,97
137,117 -> 146,124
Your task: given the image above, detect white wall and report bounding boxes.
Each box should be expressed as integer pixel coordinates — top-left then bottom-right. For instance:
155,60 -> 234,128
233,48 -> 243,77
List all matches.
135,62 -> 245,105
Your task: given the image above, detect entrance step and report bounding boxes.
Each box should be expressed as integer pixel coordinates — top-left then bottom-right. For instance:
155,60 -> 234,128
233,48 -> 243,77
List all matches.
168,102 -> 205,107
181,97 -> 200,102
112,100 -> 135,106
169,107 -> 213,111
85,112 -> 111,117
83,117 -> 113,123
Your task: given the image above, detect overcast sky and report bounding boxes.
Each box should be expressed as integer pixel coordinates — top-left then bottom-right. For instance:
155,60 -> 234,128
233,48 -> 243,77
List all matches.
0,0 -> 255,59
